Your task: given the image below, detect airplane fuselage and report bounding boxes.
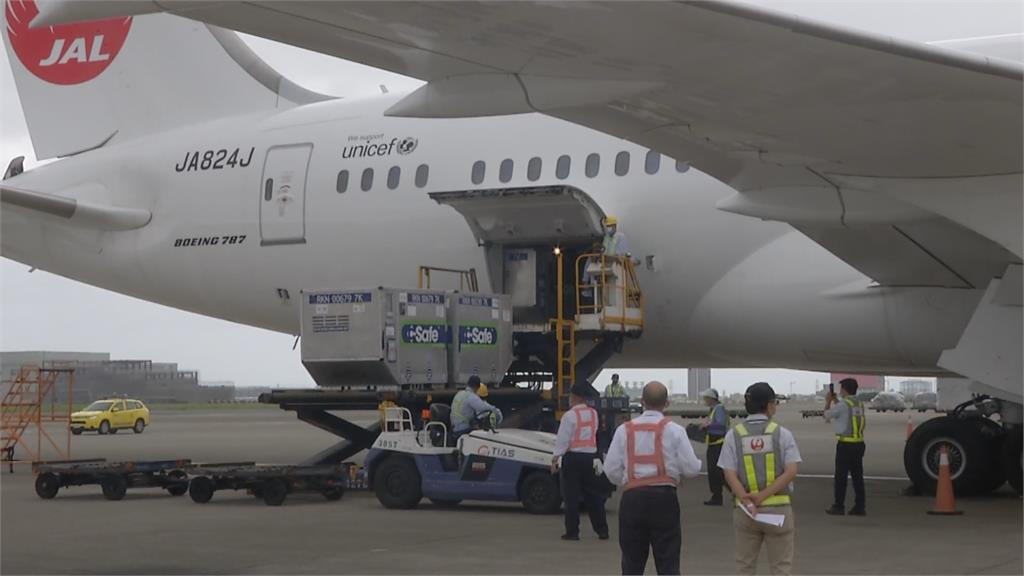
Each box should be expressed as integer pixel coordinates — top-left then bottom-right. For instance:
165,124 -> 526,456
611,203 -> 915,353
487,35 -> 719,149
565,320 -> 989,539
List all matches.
1,94 -> 984,374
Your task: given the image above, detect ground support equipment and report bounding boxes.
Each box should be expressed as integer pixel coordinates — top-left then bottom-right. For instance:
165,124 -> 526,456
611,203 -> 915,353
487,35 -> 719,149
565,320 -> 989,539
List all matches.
32,458 -> 190,500
186,462 -> 348,506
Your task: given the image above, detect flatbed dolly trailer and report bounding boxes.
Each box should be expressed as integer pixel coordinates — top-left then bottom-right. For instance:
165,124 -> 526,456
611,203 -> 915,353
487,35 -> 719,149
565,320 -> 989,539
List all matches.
32,459 -> 191,501
186,462 -> 348,506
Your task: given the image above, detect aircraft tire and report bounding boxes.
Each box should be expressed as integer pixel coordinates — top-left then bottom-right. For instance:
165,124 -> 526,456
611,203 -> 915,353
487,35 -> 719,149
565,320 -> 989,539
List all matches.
904,416 -> 997,496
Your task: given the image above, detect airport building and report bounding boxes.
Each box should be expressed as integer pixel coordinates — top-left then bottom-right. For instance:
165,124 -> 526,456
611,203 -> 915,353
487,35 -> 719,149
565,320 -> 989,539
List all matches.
687,367 -> 711,398
0,351 -> 234,404
899,379 -> 933,396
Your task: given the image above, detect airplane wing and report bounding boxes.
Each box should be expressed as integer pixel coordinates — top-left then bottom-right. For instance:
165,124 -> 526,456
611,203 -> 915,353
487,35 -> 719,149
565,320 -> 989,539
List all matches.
1,183 -> 151,231
33,1 -> 1024,281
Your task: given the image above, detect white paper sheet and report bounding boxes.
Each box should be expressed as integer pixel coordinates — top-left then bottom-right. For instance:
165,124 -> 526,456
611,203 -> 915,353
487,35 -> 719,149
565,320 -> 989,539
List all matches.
739,503 -> 787,527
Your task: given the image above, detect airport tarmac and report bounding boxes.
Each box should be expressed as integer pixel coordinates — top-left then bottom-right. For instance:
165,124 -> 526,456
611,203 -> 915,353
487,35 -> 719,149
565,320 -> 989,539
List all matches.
2,402 -> 1021,574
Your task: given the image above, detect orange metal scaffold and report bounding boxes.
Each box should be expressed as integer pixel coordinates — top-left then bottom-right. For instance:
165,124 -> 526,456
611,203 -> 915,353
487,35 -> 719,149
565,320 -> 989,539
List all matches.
1,365 -> 75,472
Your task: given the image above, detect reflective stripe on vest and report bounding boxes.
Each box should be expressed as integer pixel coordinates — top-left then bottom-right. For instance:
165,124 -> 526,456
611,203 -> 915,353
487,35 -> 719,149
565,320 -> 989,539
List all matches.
733,420 -> 791,507
569,405 -> 599,451
837,397 -> 866,443
705,404 -> 729,446
624,417 -> 676,491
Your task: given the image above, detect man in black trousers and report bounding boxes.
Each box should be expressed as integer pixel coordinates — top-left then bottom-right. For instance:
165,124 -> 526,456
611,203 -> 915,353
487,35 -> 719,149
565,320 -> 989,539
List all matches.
604,381 -> 703,575
824,377 -> 867,516
551,383 -> 610,540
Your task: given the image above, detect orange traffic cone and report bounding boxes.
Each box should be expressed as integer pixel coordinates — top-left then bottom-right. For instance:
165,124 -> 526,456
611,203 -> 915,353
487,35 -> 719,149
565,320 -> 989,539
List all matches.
927,445 -> 963,515
906,415 -> 914,440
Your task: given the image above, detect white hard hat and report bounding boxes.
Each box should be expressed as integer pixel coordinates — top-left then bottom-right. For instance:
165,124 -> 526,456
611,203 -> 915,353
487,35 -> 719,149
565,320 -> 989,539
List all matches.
700,388 -> 719,400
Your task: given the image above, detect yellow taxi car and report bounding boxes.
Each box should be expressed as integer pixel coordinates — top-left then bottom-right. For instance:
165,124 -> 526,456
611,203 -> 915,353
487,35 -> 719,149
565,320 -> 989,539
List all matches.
70,398 -> 151,435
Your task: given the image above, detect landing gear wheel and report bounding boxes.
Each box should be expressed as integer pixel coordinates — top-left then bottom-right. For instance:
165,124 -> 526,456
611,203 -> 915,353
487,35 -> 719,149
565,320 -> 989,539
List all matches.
35,473 -> 60,499
166,470 -> 189,496
373,456 -> 422,509
101,476 -> 128,500
521,471 -> 562,514
1002,428 -> 1023,496
262,478 -> 288,506
970,417 -> 1007,493
98,420 -> 111,435
322,488 -> 344,501
904,416 -> 995,497
429,498 -> 462,507
133,419 -> 146,434
189,476 -> 215,503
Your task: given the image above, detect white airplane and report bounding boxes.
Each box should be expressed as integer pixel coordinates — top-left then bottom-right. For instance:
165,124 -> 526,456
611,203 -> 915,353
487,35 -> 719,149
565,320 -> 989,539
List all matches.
1,1 -> 1021,495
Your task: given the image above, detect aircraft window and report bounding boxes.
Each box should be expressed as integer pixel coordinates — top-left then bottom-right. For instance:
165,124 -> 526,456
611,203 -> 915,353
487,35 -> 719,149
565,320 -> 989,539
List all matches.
675,160 -> 691,173
527,157 -> 542,181
615,151 -> 630,176
336,170 -> 349,193
415,164 -> 429,188
585,153 -> 600,178
499,159 -> 513,183
645,150 -> 660,175
387,166 -> 401,190
471,161 -> 486,184
556,155 -> 571,179
361,168 -> 374,191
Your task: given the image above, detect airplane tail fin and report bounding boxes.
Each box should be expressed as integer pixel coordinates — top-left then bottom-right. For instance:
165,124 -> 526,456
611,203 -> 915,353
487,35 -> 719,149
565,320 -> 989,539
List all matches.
3,0 -> 329,160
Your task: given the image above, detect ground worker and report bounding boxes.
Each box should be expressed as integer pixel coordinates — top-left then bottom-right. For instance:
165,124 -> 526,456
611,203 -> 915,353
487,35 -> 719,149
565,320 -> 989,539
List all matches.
602,215 -> 630,257
700,388 -> 730,506
604,381 -> 702,575
451,376 -> 501,438
718,382 -> 802,576
605,373 -> 627,398
551,383 -> 610,541
824,377 -> 866,516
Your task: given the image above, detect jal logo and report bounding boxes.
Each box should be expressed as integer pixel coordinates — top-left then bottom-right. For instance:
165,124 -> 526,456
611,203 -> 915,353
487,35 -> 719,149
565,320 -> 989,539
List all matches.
6,0 -> 132,85
749,438 -> 765,452
460,326 -> 497,347
401,323 -> 447,345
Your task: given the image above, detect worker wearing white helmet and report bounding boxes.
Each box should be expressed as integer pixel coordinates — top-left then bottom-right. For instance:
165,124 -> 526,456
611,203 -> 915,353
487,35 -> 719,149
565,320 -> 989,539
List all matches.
699,388 -> 731,506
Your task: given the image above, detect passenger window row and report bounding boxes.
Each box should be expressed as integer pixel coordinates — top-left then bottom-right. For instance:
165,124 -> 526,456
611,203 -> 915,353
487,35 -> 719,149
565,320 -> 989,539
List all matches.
335,151 -> 689,193
470,150 -> 688,185
336,164 -> 430,193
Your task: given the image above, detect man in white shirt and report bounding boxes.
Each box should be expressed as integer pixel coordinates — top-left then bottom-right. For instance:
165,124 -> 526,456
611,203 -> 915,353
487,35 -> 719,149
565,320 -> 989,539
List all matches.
604,381 -> 702,576
551,383 -> 610,541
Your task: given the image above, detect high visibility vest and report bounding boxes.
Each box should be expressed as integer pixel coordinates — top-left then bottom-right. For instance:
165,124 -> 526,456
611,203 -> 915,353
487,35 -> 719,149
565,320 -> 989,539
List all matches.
705,404 -> 730,446
624,417 -> 676,491
837,397 -> 866,443
733,420 -> 791,507
568,404 -> 599,451
604,382 -> 625,398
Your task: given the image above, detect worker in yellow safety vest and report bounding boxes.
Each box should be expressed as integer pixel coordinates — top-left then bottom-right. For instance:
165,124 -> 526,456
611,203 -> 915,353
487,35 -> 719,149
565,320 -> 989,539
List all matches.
699,388 -> 730,505
719,382 -> 802,576
824,377 -> 867,516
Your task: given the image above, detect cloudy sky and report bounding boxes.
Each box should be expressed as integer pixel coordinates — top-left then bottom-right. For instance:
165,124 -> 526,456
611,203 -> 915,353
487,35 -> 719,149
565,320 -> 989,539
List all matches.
1,2 -> 1020,394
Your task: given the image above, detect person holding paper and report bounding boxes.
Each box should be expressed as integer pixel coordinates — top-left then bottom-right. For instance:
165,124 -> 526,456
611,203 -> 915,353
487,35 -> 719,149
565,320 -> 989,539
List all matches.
718,382 -> 801,576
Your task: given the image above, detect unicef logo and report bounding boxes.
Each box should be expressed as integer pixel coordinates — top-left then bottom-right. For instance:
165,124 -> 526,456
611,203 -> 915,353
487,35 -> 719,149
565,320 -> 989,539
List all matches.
402,323 -> 445,345
397,137 -> 418,155
460,326 -> 497,347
